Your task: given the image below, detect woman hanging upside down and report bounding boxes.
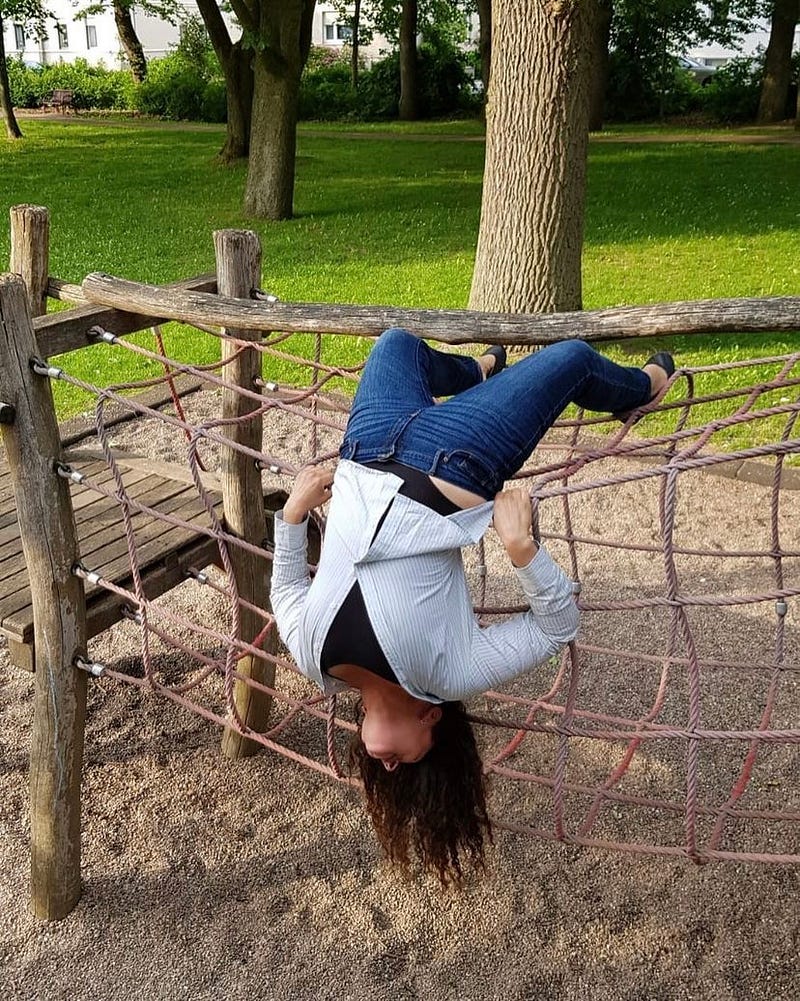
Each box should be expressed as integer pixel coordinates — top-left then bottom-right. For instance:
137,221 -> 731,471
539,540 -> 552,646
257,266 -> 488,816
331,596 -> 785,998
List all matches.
270,328 -> 674,885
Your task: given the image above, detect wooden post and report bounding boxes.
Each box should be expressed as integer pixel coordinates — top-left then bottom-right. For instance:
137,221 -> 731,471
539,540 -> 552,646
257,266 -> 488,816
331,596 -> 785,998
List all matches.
10,205 -> 50,318
0,274 -> 87,920
214,230 -> 274,758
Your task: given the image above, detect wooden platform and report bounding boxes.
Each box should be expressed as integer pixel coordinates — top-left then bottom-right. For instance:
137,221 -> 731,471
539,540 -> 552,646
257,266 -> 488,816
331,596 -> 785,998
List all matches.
0,450 -> 231,671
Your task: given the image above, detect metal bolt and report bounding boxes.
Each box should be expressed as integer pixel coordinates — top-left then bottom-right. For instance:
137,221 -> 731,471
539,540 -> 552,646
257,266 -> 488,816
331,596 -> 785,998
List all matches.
75,656 -> 106,678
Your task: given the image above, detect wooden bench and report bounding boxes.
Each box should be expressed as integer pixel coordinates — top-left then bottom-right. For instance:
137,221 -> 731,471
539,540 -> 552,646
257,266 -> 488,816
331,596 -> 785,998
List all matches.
50,89 -> 74,113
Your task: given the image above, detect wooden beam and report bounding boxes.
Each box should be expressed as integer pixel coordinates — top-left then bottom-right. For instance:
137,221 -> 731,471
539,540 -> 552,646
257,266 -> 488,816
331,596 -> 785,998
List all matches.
10,205 -> 50,318
0,273 -> 87,921
34,274 -> 217,357
214,230 -> 274,759
81,271 -> 800,345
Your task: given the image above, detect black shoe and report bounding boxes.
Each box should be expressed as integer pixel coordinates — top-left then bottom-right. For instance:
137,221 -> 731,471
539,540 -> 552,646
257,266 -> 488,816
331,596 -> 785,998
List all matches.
481,345 -> 507,379
613,351 -> 675,423
645,351 -> 676,384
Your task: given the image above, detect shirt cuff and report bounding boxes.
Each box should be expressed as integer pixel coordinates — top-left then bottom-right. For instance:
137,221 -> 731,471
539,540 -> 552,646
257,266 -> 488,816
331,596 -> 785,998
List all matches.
513,543 -> 572,594
274,510 -> 309,551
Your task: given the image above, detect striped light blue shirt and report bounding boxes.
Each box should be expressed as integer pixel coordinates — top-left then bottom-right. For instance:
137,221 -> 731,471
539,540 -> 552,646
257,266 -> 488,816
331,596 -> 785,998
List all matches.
270,460 -> 579,703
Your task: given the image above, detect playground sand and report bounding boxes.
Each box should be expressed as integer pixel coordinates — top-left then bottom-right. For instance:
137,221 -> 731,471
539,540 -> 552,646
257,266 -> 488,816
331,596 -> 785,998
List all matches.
1,387 -> 799,1001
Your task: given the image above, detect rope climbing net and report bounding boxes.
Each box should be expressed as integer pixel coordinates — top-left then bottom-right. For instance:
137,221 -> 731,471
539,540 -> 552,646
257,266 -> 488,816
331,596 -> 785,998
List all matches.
42,319 -> 800,865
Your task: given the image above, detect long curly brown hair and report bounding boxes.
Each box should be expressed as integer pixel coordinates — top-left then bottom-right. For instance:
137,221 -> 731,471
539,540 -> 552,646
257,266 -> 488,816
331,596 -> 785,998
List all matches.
349,701 -> 492,886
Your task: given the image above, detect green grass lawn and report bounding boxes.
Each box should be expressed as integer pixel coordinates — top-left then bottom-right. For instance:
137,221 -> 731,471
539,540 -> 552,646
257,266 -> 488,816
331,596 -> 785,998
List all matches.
1,119 -> 798,437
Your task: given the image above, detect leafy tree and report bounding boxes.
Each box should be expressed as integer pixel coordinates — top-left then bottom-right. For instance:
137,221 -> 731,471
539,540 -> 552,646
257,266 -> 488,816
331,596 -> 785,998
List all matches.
194,0 -> 254,161
356,0 -> 472,119
239,0 -> 317,219
757,0 -> 799,122
608,0 -> 762,122
77,0 -> 179,83
0,0 -> 47,138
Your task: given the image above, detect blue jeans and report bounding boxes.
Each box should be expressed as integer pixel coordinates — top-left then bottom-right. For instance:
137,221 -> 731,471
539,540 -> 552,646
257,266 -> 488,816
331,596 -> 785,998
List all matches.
340,328 -> 652,499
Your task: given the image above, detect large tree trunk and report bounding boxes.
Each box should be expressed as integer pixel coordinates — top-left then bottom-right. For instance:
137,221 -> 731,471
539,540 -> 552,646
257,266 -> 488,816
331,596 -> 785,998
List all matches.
113,0 -> 148,84
196,0 -> 254,161
0,17 -> 23,139
476,0 -> 492,95
399,0 -> 418,121
588,0 -> 612,132
757,0 -> 799,124
244,1 -> 316,220
470,0 -> 595,314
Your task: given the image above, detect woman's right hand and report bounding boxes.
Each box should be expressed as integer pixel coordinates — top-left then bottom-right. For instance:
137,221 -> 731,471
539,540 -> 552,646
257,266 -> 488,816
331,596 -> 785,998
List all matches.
283,465 -> 336,524
493,488 -> 539,567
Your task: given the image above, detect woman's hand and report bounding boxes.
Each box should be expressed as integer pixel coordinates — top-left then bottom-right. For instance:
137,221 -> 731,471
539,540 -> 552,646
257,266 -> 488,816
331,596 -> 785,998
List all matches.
283,465 -> 336,525
493,488 -> 539,568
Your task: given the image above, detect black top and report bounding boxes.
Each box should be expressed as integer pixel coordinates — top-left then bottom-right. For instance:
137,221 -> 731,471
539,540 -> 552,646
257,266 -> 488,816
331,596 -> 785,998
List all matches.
320,460 -> 459,684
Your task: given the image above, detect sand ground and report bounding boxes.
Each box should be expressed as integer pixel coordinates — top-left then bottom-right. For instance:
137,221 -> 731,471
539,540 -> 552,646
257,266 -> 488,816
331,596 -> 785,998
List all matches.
1,388 -> 799,1001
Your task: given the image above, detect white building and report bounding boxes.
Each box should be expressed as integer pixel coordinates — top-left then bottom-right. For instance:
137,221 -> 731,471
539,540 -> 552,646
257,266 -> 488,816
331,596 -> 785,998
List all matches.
688,25 -> 800,67
7,3 -> 788,77
2,2 -> 391,71
4,4 -> 123,68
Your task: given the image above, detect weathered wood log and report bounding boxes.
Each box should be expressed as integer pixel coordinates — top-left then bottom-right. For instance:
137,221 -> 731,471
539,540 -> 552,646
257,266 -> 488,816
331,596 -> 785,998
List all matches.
0,273 -> 87,920
214,231 -> 274,759
34,274 -> 217,357
46,277 -> 87,303
10,205 -> 50,318
81,272 -> 800,345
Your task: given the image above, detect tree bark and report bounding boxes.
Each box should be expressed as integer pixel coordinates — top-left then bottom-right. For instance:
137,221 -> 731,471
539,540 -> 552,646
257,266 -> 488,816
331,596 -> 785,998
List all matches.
113,0 -> 148,83
244,0 -> 316,220
470,0 -> 595,315
796,73 -> 800,129
588,0 -> 612,132
351,0 -> 362,90
399,0 -> 418,121
0,17 -> 23,139
757,0 -> 799,124
476,0 -> 492,95
196,0 -> 254,161
221,41 -> 254,160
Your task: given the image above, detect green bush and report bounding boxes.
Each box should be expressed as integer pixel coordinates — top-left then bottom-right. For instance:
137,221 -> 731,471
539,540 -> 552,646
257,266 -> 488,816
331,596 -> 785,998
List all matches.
351,41 -> 477,122
8,57 -> 135,110
300,50 -> 357,121
7,57 -> 43,108
699,51 -> 799,123
699,55 -> 762,123
134,52 -> 225,122
606,50 -> 703,122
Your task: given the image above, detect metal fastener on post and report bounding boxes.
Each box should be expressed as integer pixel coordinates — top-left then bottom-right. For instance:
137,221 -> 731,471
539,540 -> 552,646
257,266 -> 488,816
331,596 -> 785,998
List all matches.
0,402 -> 16,425
75,657 -> 106,678
776,600 -> 788,617
31,357 -> 63,380
87,326 -> 117,344
56,462 -> 85,484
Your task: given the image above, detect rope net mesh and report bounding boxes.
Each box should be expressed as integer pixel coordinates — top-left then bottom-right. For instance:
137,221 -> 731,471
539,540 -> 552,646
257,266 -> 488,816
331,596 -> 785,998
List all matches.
47,322 -> 800,864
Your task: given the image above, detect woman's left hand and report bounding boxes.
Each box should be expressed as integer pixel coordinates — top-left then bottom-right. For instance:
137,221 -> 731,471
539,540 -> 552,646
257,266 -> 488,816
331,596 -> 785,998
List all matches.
283,465 -> 336,524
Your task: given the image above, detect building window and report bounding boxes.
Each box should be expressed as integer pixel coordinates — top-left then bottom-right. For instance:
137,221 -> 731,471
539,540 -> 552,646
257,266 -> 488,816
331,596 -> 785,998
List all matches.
56,23 -> 69,50
86,24 -> 97,48
14,23 -> 25,50
324,22 -> 351,42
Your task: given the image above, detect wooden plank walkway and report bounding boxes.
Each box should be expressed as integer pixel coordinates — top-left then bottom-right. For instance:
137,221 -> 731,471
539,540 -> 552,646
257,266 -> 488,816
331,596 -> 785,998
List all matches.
0,450 -> 230,670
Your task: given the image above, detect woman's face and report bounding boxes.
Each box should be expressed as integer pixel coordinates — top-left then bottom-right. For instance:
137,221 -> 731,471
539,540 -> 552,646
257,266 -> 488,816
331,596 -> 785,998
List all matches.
360,701 -> 440,771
